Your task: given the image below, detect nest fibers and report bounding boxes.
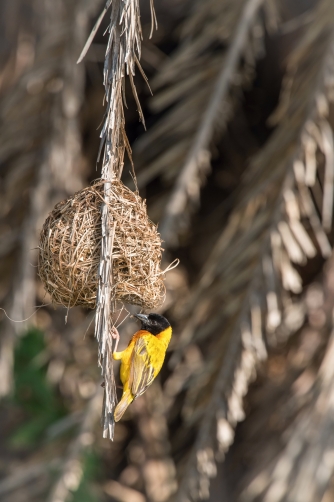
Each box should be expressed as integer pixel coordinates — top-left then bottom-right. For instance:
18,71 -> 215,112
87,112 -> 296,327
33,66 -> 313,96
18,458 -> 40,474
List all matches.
38,180 -> 167,310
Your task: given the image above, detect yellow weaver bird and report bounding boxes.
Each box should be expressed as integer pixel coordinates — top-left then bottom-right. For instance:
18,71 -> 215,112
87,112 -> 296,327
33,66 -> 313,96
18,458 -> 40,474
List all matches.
113,313 -> 172,422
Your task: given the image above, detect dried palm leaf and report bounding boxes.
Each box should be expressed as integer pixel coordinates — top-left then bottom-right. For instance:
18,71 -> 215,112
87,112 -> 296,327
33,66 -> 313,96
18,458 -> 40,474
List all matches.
134,0 -> 275,245
0,0 -> 101,397
163,1 -> 334,499
234,254 -> 334,502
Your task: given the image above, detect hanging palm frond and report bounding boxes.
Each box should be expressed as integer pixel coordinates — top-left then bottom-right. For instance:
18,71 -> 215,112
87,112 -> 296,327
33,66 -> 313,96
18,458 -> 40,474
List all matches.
232,253 -> 334,502
161,0 -> 334,499
0,0 -> 100,393
78,0 -> 158,440
133,0 -> 277,245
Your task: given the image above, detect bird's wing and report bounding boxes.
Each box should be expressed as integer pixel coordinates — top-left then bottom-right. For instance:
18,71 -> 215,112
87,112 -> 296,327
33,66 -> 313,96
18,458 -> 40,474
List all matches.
129,336 -> 155,398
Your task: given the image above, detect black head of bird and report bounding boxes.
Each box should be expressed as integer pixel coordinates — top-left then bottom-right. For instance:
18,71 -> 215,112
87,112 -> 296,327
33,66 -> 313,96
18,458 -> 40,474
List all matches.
134,313 -> 170,335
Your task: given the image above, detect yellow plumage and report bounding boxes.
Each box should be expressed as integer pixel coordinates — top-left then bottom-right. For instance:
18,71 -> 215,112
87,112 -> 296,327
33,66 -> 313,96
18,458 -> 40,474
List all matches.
113,326 -> 172,422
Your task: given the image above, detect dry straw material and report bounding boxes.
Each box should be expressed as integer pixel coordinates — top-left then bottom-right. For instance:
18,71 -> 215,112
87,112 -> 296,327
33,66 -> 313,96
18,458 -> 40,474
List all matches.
38,180 -> 166,310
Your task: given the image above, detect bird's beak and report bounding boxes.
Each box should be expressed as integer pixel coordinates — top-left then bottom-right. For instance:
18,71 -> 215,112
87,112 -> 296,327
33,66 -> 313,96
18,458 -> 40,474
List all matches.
134,313 -> 149,323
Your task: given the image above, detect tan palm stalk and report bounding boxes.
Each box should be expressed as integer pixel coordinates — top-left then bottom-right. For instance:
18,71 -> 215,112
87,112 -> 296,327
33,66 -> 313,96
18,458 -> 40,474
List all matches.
78,0 -> 158,440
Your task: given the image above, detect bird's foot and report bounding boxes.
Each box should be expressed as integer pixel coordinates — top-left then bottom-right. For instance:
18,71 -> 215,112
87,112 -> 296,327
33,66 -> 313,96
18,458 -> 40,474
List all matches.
111,325 -> 120,353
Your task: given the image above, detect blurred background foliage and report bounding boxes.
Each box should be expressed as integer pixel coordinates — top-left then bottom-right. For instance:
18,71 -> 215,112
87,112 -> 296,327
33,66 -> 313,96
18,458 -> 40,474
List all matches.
11,329 -> 66,447
1,0 -> 334,501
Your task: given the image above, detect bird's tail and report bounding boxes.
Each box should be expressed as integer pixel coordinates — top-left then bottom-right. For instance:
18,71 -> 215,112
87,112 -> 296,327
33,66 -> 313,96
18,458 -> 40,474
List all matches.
114,389 -> 134,422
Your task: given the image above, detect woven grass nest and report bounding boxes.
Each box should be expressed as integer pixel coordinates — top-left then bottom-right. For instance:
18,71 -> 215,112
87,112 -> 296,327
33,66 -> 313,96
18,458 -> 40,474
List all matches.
38,179 -> 166,310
